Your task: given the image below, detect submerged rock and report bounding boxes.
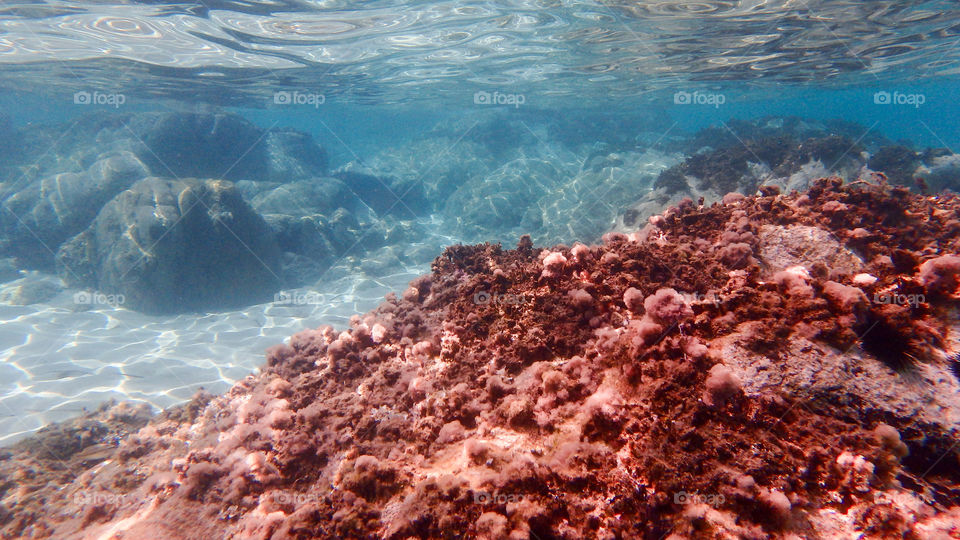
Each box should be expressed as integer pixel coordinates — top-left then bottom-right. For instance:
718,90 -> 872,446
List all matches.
0,152 -> 149,268
115,113 -> 328,183
333,163 -> 430,218
5,178 -> 960,538
615,133 -> 868,229
0,273 -> 63,305
56,177 -> 281,314
0,112 -> 327,276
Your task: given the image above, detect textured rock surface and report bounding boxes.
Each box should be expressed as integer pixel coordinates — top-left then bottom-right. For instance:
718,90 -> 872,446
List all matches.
4,178 -> 960,538
333,164 -> 430,218
0,112 -> 329,289
56,177 -> 281,314
0,152 -> 149,268
756,224 -> 864,276
114,113 -> 327,183
443,157 -> 567,241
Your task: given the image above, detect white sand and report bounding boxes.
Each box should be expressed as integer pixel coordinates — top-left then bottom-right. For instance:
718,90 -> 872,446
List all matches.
0,266 -> 428,445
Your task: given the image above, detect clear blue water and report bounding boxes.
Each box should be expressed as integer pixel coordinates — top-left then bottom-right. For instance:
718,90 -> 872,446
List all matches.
0,0 -> 959,443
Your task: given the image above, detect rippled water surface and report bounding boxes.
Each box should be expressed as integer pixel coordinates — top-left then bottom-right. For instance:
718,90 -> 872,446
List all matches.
1,1 -> 959,103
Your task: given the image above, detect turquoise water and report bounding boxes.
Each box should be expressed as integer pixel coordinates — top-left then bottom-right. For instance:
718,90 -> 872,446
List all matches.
0,0 -> 959,444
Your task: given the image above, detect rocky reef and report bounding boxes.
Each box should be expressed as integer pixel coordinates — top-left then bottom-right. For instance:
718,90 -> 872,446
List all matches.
3,111 -> 960,316
613,116 -> 960,232
2,176 -> 959,538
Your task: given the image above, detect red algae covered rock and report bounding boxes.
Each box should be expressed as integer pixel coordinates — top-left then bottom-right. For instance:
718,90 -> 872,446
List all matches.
919,254 -> 960,297
721,191 -> 746,205
773,265 -> 815,297
822,280 -> 869,311
4,178 -> 960,539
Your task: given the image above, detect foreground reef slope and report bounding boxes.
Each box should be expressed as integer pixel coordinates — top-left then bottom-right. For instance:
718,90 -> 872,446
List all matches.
3,177 -> 960,539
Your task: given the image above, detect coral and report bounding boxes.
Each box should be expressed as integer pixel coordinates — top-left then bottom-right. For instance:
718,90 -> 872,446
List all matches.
567,288 -> 594,311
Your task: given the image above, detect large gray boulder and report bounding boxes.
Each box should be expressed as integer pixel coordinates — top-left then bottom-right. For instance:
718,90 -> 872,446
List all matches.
263,129 -> 329,183
0,112 -> 328,272
250,177 -> 369,217
0,152 -> 149,268
332,163 -> 430,218
56,177 -> 281,314
115,113 -> 328,183
250,177 -> 398,286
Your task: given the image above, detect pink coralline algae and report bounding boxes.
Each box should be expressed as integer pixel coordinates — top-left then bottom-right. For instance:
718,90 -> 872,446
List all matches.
3,177 -> 960,539
642,287 -> 694,326
540,250 -> 568,278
